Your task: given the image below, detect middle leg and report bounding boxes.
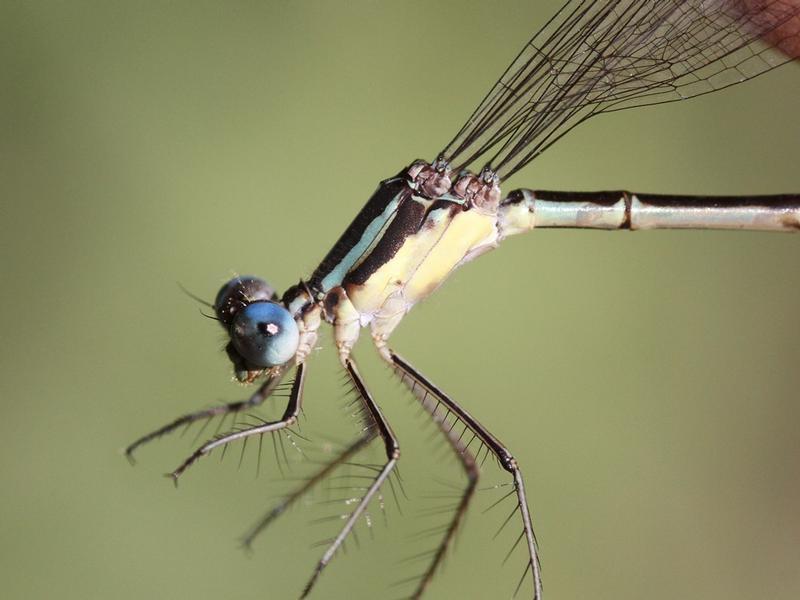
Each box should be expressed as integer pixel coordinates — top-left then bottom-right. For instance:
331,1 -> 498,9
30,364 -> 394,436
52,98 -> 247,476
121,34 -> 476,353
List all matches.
239,433 -> 373,551
299,357 -> 400,599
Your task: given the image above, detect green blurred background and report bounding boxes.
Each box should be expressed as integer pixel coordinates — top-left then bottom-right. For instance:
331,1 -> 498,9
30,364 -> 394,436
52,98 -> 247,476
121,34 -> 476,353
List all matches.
2,1 -> 799,599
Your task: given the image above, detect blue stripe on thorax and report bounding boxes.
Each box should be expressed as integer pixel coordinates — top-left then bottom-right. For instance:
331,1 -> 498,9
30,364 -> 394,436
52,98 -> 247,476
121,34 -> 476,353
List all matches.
309,166 -> 471,297
318,189 -> 405,293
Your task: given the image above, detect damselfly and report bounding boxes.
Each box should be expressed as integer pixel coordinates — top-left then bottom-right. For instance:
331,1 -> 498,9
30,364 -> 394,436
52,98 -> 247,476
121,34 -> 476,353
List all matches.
128,1 -> 800,598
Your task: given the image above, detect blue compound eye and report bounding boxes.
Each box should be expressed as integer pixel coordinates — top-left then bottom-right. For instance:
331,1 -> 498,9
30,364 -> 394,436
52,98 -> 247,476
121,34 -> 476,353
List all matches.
230,301 -> 299,368
214,276 -> 277,329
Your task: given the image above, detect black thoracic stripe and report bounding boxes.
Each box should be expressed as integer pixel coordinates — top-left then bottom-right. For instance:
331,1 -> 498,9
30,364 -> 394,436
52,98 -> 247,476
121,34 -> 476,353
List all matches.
308,169 -> 411,294
344,194 -> 429,286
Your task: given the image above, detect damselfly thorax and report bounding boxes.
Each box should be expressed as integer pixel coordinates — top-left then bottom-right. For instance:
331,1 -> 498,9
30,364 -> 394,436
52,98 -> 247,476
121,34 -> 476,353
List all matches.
286,162 -> 503,364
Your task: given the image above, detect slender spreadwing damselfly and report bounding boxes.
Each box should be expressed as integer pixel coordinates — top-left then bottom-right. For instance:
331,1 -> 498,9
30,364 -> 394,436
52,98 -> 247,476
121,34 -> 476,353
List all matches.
128,1 -> 800,598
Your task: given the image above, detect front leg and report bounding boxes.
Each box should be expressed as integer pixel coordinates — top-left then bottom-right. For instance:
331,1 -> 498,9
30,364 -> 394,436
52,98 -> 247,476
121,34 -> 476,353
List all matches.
125,367 -> 287,462
168,363 -> 306,482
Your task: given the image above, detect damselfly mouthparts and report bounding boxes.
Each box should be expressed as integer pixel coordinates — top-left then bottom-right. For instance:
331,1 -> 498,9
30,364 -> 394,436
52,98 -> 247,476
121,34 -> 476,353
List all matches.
128,1 -> 800,598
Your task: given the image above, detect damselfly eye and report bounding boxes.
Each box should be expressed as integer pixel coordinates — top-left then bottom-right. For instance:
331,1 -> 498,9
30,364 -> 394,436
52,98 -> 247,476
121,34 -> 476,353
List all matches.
214,276 -> 277,328
230,301 -> 299,368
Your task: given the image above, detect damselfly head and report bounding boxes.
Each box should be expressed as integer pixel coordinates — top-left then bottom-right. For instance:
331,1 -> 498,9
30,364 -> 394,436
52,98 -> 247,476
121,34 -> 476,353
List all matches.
214,276 -> 299,382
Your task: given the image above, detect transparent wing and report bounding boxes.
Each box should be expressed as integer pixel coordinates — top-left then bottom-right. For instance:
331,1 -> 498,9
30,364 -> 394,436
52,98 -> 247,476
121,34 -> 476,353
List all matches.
441,0 -> 800,180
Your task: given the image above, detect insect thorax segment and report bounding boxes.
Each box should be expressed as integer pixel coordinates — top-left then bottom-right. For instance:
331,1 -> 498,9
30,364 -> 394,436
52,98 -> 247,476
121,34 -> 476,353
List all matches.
303,160 -> 518,364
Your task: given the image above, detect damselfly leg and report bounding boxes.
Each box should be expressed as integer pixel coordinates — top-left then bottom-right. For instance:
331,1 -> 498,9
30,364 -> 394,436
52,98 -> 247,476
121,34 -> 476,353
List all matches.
388,351 -> 542,600
240,433 -> 372,551
389,354 -> 480,598
299,358 -> 400,598
124,368 -> 287,462
168,363 -> 306,482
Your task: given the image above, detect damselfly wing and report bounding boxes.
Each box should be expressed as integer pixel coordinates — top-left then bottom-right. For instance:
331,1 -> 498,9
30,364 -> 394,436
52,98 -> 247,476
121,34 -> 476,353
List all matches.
128,2 -> 800,598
